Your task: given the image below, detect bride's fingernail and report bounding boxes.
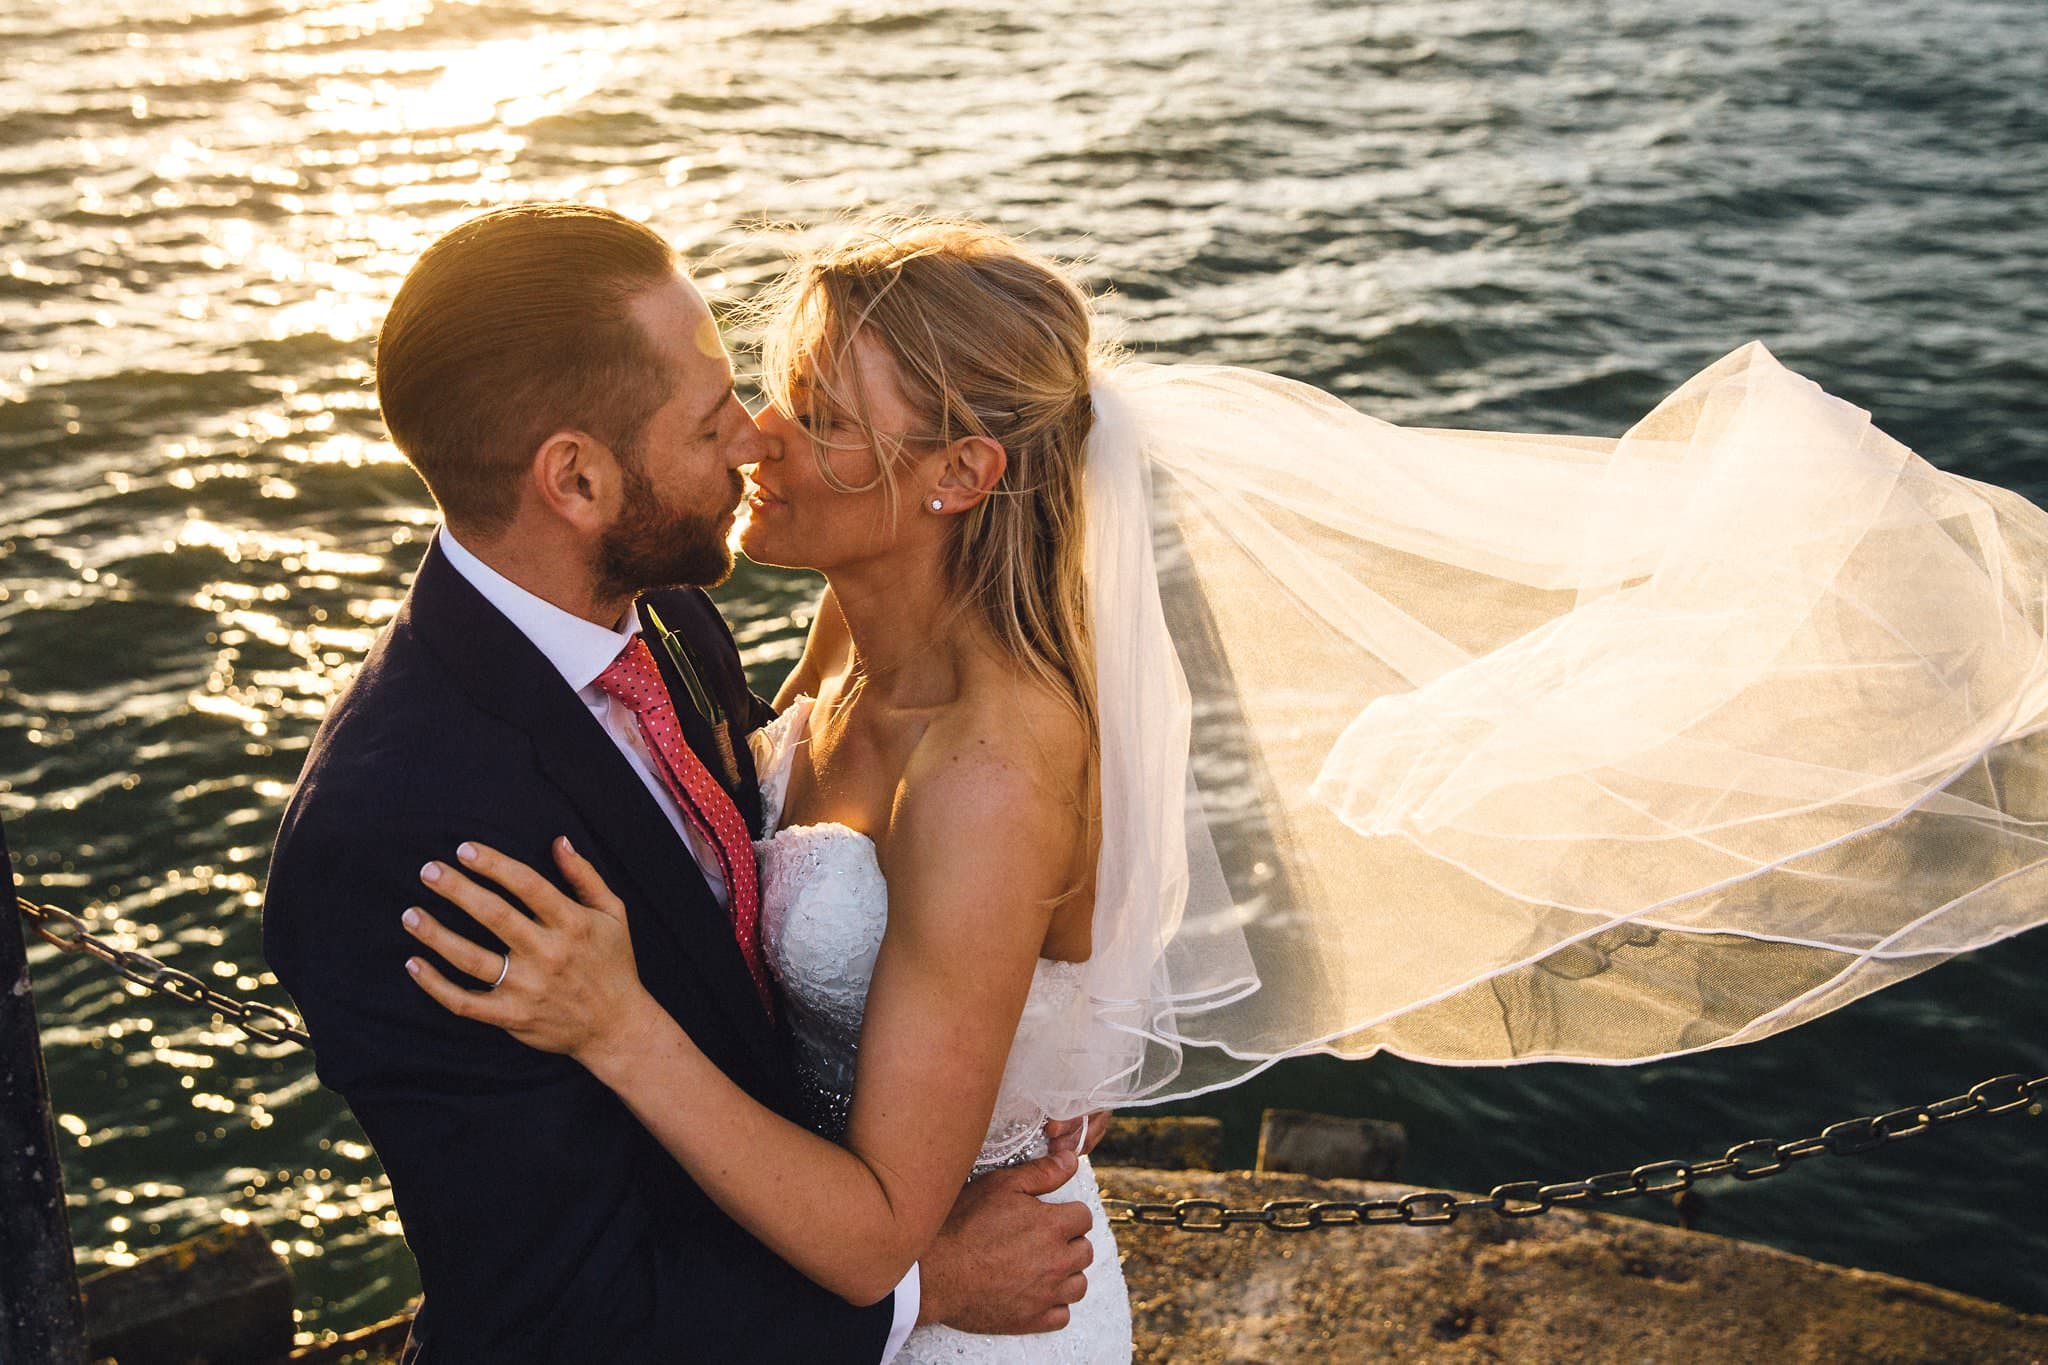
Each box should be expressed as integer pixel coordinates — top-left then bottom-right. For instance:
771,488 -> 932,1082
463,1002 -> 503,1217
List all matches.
420,862 -> 442,884
557,835 -> 575,856
405,958 -> 421,976
456,842 -> 478,864
402,908 -> 420,929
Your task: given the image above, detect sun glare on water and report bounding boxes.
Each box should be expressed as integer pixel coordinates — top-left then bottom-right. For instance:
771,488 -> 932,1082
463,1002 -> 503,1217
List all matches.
307,28 -> 628,138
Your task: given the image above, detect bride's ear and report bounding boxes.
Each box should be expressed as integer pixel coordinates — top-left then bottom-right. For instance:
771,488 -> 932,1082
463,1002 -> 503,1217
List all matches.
932,435 -> 1007,513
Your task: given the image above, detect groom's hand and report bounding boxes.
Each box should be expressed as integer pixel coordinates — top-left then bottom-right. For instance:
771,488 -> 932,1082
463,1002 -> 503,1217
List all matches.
917,1148 -> 1094,1334
1043,1110 -> 1112,1160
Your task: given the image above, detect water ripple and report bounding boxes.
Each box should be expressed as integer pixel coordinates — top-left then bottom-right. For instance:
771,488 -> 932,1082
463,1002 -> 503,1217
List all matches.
3,0 -> 2043,1343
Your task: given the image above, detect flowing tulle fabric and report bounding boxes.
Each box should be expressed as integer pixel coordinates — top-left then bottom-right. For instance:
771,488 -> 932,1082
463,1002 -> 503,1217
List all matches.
1012,342 -> 2048,1117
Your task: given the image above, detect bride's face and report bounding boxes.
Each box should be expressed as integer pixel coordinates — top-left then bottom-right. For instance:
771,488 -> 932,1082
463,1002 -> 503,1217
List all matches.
742,333 -> 943,573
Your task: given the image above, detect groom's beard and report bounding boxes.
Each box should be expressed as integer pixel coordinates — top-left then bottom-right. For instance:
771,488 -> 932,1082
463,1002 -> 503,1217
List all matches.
595,456 -> 741,597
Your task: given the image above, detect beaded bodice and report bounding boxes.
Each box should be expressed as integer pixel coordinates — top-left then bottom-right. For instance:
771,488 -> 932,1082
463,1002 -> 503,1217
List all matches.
750,698 -> 1088,1172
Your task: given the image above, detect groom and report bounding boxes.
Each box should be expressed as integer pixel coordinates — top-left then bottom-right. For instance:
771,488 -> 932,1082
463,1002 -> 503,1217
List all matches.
262,205 -> 1095,1363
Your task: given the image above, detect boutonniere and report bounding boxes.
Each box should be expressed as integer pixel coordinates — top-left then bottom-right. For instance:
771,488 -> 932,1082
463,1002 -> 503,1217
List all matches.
643,603 -> 741,789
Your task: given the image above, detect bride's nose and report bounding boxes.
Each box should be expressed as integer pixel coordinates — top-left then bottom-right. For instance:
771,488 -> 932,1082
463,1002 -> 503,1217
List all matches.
724,402 -> 772,470
749,402 -> 798,457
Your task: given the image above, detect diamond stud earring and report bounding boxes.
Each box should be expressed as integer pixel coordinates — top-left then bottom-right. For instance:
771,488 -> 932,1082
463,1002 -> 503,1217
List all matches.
929,499 -> 944,512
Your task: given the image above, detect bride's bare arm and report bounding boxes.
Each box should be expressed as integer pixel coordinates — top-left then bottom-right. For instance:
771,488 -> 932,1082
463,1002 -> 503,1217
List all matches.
398,714 -> 1086,1306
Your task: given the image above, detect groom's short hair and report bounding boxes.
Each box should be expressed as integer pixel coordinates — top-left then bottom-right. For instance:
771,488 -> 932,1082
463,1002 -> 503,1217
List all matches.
377,203 -> 680,534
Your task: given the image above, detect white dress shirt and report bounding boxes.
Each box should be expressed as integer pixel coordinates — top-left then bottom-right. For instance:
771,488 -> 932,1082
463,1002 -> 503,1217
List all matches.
437,530 -> 920,1360
438,529 -> 728,902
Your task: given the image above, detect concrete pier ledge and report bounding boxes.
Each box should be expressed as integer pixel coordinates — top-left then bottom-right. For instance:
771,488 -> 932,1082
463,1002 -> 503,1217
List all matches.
1101,1167 -> 2048,1363
255,1161 -> 2048,1362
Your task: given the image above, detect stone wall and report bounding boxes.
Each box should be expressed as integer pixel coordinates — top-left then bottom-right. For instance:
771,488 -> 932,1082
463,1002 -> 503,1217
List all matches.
1102,1167 -> 2048,1363
278,1158 -> 2048,1362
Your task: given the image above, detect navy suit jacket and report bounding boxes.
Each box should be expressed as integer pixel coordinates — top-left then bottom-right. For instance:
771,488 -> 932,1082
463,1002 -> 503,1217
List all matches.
262,536 -> 895,1363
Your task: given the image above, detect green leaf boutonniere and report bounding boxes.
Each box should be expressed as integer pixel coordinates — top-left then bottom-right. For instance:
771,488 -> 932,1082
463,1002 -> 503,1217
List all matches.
643,603 -> 740,788
643,604 -> 724,727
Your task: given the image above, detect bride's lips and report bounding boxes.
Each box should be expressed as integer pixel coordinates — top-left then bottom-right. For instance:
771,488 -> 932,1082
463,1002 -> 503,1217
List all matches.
745,480 -> 787,516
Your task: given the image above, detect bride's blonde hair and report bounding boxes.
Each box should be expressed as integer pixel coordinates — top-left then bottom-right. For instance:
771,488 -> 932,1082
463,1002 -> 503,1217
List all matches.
756,218 -> 1104,744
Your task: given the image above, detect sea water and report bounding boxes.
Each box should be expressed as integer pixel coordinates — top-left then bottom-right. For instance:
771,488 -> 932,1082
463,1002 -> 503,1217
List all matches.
3,0 -> 2043,1340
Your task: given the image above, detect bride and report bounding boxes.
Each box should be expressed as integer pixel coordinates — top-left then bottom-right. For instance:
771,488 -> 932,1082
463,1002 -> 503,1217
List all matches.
400,219 -> 2048,1360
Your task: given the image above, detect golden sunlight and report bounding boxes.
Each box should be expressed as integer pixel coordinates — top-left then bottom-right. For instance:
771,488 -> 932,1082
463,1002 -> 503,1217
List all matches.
308,29 -> 626,139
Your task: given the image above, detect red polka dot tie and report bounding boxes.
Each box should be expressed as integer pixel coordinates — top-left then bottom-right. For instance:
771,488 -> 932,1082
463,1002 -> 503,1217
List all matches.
596,636 -> 772,1017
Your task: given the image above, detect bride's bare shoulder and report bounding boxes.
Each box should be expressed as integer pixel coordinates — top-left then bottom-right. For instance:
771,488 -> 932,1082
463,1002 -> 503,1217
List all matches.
882,672 -> 1090,927
898,668 -> 1091,828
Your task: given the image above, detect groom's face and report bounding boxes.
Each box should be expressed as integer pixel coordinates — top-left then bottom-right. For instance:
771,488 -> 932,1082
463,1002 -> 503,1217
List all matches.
593,275 -> 762,595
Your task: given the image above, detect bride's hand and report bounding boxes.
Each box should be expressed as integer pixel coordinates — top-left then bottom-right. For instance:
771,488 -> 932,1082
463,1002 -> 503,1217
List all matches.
401,837 -> 665,1072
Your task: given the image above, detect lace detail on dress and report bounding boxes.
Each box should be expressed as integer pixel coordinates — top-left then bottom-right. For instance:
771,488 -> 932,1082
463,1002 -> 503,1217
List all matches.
747,701 -> 1133,1362
759,820 -> 884,1140
751,698 -> 808,836
976,959 -> 1088,1170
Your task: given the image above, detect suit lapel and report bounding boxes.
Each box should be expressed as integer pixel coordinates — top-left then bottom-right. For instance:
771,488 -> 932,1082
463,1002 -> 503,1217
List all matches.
637,593 -> 767,838
407,538 -> 782,1082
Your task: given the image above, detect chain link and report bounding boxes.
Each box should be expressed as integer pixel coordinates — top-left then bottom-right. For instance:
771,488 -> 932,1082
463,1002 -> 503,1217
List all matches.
1104,1072 -> 2046,1231
15,894 -> 310,1046
16,894 -> 2044,1229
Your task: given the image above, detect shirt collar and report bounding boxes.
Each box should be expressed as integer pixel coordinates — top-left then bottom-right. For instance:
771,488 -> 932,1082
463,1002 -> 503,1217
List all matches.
436,528 -> 640,694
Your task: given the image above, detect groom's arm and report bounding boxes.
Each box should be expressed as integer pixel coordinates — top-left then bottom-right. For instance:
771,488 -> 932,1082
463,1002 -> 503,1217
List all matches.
265,802 -> 898,1363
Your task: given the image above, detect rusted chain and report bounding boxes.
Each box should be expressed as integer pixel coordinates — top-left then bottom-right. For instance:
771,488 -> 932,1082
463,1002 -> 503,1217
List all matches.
14,894 -> 309,1046
16,894 -> 2044,1232
1104,1073 -> 2047,1230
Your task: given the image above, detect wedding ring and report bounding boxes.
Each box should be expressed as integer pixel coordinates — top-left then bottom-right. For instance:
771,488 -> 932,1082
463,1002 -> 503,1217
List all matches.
489,951 -> 511,990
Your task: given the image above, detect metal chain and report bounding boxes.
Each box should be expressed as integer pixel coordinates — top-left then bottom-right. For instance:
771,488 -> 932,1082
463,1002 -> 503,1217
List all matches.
14,894 -> 310,1046
1104,1072 -> 2048,1231
15,894 -> 2045,1229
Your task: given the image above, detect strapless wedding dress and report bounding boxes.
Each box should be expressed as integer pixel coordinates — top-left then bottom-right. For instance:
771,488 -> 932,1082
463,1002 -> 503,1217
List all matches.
750,698 -> 1134,1364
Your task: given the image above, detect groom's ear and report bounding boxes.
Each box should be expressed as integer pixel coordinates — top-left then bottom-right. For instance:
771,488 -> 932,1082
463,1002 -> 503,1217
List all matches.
529,429 -> 615,531
936,435 -> 1008,511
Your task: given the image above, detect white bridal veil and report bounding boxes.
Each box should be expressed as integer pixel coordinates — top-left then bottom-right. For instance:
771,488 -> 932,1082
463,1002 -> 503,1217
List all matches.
1017,342 -> 2048,1117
